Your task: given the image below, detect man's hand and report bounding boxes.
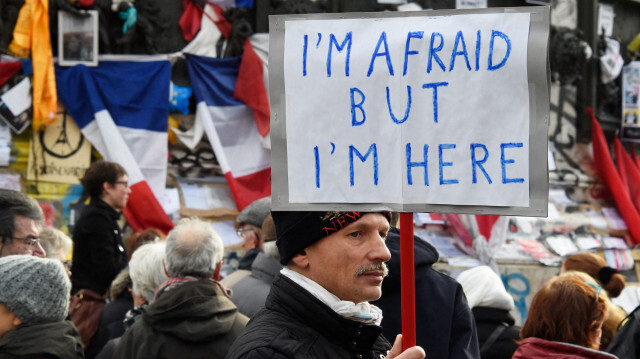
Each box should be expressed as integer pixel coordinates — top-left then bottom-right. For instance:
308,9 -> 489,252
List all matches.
387,335 -> 426,359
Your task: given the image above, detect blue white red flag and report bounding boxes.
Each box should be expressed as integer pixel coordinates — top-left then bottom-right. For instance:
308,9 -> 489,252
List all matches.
55,57 -> 174,234
186,53 -> 271,210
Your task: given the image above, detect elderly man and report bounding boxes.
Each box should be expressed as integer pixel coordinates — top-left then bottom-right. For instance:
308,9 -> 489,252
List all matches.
114,218 -> 248,358
235,196 -> 271,270
226,211 -> 425,359
0,189 -> 46,258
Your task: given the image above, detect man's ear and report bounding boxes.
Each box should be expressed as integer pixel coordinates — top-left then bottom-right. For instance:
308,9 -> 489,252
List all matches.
252,233 -> 261,250
213,261 -> 222,281
101,181 -> 112,197
290,250 -> 309,268
12,316 -> 22,327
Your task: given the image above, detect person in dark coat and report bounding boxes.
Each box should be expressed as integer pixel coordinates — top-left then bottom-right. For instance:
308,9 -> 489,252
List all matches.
372,225 -> 480,359
71,160 -> 130,296
0,255 -> 84,358
95,242 -> 168,359
86,228 -> 167,358
224,214 -> 282,318
226,211 -> 425,359
456,265 -> 520,359
114,218 -> 248,358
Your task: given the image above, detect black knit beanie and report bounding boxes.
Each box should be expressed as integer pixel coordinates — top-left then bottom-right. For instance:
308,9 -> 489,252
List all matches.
272,211 -> 392,265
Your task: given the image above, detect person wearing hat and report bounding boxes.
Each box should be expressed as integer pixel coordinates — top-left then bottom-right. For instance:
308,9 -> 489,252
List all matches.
235,196 -> 272,271
0,189 -> 46,258
456,265 -> 519,359
224,214 -> 283,318
0,255 -> 84,358
226,211 -> 425,359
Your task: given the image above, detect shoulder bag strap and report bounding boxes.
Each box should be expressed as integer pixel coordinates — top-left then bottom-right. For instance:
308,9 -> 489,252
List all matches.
480,322 -> 508,355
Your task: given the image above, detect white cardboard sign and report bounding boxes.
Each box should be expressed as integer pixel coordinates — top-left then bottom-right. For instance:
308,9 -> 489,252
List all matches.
270,7 -> 550,216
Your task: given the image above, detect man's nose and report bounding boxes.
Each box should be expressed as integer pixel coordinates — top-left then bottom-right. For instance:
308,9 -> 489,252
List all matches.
32,242 -> 46,258
371,235 -> 391,262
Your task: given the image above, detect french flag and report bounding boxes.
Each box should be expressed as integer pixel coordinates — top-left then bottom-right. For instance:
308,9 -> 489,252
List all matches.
186,53 -> 271,210
55,58 -> 174,234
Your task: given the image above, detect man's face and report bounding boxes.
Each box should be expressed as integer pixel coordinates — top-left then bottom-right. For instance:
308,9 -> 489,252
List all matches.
102,174 -> 131,210
238,223 -> 261,252
301,213 -> 391,304
0,215 -> 44,258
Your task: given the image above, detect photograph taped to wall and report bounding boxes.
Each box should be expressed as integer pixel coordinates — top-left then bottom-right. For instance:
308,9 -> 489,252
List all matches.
621,62 -> 640,142
58,10 -> 98,67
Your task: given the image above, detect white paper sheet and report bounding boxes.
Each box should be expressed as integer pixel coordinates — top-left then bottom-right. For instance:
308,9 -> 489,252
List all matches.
284,13 -> 531,207
1,78 -> 31,115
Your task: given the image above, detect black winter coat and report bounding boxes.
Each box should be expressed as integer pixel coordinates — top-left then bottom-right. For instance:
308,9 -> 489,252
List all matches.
115,279 -> 248,359
0,320 -> 85,358
71,198 -> 127,295
473,307 -> 520,359
372,227 -> 480,359
226,273 -> 392,359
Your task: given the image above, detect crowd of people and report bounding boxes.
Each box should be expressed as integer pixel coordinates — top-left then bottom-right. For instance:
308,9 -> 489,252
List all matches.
1,160 -> 639,359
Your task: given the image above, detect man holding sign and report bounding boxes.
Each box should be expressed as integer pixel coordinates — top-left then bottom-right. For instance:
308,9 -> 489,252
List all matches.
226,211 -> 425,359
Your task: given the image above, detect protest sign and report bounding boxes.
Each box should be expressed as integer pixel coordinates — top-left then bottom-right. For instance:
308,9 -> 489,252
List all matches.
270,7 -> 550,216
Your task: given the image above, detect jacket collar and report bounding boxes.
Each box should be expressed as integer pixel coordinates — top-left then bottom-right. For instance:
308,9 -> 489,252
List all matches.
267,273 -> 389,355
91,197 -> 121,220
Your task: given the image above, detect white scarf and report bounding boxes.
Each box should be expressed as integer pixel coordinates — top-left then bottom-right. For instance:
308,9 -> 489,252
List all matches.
281,267 -> 383,325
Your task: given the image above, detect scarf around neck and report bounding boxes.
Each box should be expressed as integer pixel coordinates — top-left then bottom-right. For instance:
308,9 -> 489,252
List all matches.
281,267 -> 383,325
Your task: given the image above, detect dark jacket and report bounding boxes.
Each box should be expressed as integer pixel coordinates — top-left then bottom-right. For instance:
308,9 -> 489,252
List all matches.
372,227 -> 480,359
512,337 -> 619,359
472,307 -> 520,359
71,198 -> 128,295
229,252 -> 282,318
0,320 -> 84,359
238,248 -> 262,270
114,279 -> 248,359
607,304 -> 640,359
226,273 -> 392,359
85,270 -> 133,358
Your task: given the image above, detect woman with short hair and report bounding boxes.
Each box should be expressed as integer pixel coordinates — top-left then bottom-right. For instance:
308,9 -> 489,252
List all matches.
512,272 -> 618,358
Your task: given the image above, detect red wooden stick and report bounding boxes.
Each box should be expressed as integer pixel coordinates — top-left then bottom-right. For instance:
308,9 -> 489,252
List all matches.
399,212 -> 416,350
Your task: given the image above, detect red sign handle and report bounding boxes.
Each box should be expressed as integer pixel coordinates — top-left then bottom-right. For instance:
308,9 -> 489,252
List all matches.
399,212 -> 416,350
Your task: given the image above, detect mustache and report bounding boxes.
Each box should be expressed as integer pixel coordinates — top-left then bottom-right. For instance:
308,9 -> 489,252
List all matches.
355,263 -> 389,277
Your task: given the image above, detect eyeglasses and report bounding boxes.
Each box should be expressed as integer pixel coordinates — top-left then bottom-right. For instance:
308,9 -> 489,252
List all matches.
236,228 -> 255,238
114,181 -> 129,188
585,281 -> 602,298
11,235 -> 41,249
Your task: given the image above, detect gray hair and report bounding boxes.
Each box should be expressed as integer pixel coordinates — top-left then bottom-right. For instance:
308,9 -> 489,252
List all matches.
129,242 -> 168,303
165,218 -> 223,279
39,227 -> 73,261
0,189 -> 44,241
263,241 -> 280,261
